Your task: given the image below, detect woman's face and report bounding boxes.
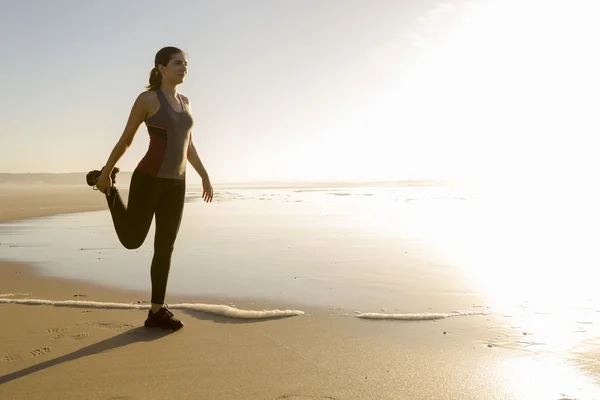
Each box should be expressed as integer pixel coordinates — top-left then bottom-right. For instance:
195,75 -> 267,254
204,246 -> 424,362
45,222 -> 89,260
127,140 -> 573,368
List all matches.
159,52 -> 188,85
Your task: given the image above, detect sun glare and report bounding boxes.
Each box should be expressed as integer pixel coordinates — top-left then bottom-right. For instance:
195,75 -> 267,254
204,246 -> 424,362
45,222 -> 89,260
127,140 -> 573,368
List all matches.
306,0 -> 600,188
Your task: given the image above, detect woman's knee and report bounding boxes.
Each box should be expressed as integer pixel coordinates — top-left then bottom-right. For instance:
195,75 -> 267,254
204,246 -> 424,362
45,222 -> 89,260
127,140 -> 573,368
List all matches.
122,237 -> 145,250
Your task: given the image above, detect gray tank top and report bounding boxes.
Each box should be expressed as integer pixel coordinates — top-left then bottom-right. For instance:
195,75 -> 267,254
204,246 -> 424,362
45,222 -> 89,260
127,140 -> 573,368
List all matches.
137,89 -> 194,180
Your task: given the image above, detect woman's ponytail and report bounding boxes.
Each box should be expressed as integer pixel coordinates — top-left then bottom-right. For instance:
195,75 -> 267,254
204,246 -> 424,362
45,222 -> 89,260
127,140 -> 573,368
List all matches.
146,67 -> 162,91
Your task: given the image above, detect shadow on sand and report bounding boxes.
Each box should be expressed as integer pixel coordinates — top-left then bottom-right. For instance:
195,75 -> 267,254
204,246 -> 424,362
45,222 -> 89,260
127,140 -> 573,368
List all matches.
0,326 -> 171,386
0,310 -> 297,386
0,310 -> 298,385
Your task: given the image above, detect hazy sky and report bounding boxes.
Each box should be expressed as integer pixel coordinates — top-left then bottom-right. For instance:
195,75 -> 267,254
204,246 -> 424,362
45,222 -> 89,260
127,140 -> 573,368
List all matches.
1,0 -> 598,185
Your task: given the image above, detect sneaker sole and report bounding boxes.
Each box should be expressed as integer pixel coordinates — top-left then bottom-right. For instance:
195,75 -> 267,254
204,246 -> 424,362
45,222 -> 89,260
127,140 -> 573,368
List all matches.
144,321 -> 184,331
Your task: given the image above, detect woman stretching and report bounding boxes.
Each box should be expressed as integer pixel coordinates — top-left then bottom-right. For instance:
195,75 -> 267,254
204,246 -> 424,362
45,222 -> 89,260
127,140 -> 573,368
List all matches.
86,46 -> 213,331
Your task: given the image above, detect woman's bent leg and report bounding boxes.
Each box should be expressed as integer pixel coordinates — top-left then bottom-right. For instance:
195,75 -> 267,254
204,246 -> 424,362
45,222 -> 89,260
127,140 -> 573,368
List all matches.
150,179 -> 186,305
106,170 -> 160,249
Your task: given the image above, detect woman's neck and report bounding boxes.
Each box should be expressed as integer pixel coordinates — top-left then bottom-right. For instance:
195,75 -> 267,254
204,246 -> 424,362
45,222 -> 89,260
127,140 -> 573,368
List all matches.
160,82 -> 178,97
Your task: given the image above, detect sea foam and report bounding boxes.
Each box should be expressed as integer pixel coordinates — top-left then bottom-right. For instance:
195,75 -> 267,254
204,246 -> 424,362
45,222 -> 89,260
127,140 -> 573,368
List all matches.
354,310 -> 490,320
0,295 -> 304,319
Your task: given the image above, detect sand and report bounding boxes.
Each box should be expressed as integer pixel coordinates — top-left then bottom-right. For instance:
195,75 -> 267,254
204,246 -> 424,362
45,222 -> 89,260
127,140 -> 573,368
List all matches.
0,262 -> 510,400
0,185 -> 106,223
1,183 -> 598,399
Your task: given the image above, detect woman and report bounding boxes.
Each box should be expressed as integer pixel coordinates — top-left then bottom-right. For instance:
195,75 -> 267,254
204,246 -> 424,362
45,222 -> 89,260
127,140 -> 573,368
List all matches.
86,46 -> 213,331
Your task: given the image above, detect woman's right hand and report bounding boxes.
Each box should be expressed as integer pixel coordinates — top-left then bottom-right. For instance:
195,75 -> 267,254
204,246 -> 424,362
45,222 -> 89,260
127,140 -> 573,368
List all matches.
96,171 -> 113,195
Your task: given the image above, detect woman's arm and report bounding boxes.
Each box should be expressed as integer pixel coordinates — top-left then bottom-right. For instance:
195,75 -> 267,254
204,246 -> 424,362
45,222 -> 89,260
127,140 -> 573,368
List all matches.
187,136 -> 210,181
180,95 -> 210,181
180,95 -> 212,202
101,92 -> 150,175
95,92 -> 151,195
188,136 -> 213,202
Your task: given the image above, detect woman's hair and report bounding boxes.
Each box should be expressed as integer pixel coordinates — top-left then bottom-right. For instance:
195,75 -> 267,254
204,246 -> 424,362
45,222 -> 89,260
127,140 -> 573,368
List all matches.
146,46 -> 184,90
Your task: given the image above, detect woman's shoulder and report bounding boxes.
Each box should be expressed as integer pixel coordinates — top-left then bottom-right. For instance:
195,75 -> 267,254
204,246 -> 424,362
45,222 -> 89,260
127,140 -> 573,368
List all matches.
178,93 -> 191,106
132,90 -> 160,112
132,90 -> 161,121
137,89 -> 159,103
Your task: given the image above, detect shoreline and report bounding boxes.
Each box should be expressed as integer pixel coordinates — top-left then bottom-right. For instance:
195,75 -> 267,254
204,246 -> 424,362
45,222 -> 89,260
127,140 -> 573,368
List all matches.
0,261 -> 318,317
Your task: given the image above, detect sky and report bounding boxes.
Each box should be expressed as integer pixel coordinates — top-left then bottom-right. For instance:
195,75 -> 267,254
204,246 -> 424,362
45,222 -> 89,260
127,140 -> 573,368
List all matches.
1,0 -> 599,185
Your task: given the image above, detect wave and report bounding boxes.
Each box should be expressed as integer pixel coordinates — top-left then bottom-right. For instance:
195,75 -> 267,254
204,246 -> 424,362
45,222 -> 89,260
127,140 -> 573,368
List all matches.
0,296 -> 304,319
354,310 -> 490,320
0,294 -> 490,321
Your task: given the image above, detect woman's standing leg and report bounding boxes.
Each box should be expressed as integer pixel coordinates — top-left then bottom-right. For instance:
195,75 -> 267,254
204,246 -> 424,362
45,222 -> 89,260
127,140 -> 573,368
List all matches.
144,178 -> 186,330
106,170 -> 160,249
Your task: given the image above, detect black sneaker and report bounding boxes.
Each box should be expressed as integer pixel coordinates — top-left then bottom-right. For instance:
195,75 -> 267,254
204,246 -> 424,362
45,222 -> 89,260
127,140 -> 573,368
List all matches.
86,167 -> 120,188
144,305 -> 184,331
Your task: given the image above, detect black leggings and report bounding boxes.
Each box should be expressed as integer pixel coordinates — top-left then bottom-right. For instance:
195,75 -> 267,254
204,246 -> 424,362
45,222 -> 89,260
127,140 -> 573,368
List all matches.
105,169 -> 185,304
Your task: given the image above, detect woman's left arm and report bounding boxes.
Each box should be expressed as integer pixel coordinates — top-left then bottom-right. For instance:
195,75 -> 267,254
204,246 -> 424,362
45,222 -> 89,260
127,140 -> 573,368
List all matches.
182,95 -> 210,181
183,95 -> 213,202
188,136 -> 210,181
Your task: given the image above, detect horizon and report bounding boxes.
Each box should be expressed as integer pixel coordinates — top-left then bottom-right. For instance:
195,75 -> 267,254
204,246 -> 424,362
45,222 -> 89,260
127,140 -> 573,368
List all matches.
0,170 -> 458,186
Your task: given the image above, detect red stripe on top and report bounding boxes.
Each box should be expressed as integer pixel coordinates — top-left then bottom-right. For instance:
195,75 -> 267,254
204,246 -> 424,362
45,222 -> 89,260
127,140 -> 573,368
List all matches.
146,124 -> 167,131
136,134 -> 167,177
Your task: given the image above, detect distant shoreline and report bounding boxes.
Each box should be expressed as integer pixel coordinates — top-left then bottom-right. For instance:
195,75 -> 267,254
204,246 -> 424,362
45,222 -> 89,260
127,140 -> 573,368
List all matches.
0,172 -> 458,189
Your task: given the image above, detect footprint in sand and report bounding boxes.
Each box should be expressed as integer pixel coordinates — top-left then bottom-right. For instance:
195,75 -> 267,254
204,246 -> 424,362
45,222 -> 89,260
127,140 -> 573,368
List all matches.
30,347 -> 51,357
47,328 -> 67,334
71,333 -> 90,341
51,333 -> 66,340
2,355 -> 20,362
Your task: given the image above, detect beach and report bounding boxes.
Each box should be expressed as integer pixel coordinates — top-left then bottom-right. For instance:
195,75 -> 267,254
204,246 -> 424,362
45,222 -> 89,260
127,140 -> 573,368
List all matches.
1,178 -> 600,399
